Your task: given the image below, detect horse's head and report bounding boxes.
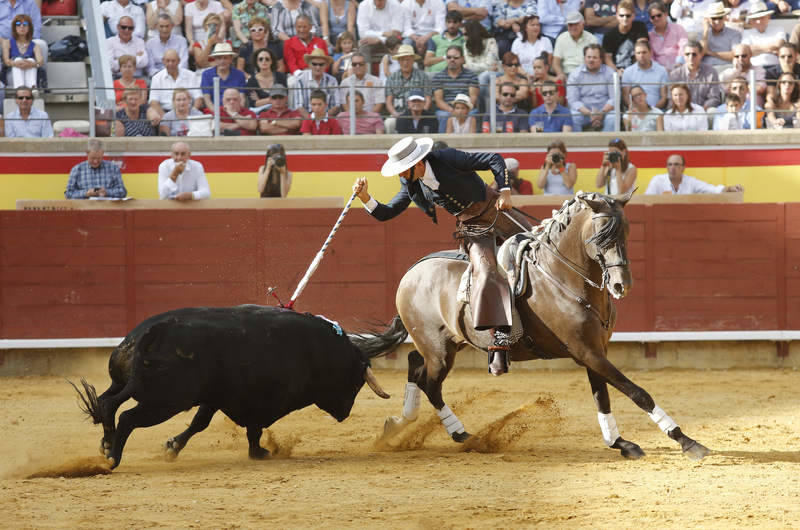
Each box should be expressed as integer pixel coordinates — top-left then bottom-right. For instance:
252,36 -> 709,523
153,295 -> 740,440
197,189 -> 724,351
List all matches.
578,188 -> 635,299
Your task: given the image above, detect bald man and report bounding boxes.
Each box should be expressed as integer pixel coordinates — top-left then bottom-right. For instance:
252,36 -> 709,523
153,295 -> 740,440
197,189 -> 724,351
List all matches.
158,142 -> 211,201
149,49 -> 204,118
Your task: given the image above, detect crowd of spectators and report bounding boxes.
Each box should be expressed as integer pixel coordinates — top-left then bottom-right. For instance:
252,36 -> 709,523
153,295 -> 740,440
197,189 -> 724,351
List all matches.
2,0 -> 800,136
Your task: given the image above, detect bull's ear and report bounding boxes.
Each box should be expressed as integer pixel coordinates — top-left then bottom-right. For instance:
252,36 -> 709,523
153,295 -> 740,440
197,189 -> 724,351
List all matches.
615,186 -> 637,207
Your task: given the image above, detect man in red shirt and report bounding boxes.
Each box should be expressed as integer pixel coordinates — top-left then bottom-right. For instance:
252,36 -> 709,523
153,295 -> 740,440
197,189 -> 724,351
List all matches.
283,15 -> 328,76
218,88 -> 258,135
300,90 -> 343,135
258,84 -> 303,135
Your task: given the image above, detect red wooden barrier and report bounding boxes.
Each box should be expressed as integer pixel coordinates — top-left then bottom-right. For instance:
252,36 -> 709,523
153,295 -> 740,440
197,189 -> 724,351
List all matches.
0,203 -> 796,339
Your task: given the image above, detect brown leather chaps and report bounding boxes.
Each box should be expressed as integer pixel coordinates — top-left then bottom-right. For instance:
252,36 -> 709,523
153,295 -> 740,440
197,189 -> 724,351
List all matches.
456,187 -> 533,331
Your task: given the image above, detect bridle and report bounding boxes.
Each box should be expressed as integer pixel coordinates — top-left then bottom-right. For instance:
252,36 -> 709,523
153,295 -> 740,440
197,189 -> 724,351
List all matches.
526,210 -> 629,329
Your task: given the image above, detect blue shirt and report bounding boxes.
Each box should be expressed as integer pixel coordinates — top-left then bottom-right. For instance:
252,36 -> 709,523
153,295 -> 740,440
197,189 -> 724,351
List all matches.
450,0 -> 494,31
65,160 -> 127,199
621,61 -> 668,108
200,66 -> 247,104
712,100 -> 761,130
0,0 -> 41,40
529,103 -> 572,132
5,107 -> 53,138
566,63 -> 615,112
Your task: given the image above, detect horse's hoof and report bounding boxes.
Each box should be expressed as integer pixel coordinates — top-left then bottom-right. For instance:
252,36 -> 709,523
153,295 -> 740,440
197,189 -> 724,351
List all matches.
107,457 -> 117,469
383,416 -> 410,438
248,446 -> 271,460
683,441 -> 710,461
612,438 -> 645,460
164,438 -> 182,461
451,431 -> 471,443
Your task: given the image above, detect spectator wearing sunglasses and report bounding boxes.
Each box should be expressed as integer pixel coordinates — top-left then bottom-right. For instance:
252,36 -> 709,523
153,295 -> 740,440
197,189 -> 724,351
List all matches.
528,80 -> 572,132
484,82 -> 529,132
668,40 -> 722,109
102,0 -> 147,39
699,2 -> 741,68
602,0 -> 648,74
339,52 -> 385,114
720,44 -> 767,105
649,1 -> 688,69
108,16 -> 149,78
2,14 -> 43,89
5,85 -> 53,138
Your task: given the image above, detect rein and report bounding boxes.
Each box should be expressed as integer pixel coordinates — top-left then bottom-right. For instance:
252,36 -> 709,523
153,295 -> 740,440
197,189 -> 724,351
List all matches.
526,211 -> 625,329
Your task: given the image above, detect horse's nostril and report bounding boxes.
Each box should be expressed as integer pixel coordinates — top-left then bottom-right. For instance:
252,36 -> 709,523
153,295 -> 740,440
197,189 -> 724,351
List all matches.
614,283 -> 624,294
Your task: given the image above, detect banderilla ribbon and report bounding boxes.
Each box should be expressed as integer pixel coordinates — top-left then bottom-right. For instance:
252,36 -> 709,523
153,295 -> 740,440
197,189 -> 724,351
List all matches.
280,190 -> 358,310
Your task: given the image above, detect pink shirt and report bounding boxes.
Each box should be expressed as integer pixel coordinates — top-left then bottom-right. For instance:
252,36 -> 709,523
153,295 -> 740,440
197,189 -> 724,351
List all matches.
649,23 -> 688,70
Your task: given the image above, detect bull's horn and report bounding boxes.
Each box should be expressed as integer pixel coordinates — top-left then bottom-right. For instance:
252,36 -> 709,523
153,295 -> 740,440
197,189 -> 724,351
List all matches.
365,366 -> 390,399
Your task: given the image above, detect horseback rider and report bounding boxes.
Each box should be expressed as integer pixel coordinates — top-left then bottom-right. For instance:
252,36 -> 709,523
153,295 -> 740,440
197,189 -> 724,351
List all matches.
352,136 -> 533,375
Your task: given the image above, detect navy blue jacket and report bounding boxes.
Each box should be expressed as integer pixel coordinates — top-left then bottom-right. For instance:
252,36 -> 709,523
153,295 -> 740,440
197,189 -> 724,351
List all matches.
369,148 -> 509,224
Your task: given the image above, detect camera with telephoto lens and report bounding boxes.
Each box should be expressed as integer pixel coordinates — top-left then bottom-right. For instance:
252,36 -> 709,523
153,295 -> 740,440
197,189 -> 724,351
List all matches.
607,151 -> 621,164
550,153 -> 563,165
266,144 -> 286,167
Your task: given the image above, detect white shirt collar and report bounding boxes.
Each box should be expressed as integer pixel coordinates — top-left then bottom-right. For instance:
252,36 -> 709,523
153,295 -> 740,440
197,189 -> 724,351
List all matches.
419,160 -> 439,191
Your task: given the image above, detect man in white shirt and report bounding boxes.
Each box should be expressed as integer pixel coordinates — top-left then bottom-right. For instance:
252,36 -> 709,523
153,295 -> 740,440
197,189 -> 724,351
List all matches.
645,154 -> 744,194
158,142 -> 211,201
719,44 -> 767,105
107,16 -> 149,77
552,12 -> 598,82
356,0 -> 408,63
404,0 -> 445,56
339,52 -> 386,113
741,2 -> 785,67
102,0 -> 147,40
149,49 -> 203,117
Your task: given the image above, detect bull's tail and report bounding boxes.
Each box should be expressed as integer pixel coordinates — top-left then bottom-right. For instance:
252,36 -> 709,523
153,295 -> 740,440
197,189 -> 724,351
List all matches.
348,315 -> 408,359
68,378 -> 103,425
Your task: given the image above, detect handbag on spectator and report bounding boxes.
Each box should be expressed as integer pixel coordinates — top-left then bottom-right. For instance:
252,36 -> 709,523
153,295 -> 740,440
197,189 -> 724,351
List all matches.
42,0 -> 78,16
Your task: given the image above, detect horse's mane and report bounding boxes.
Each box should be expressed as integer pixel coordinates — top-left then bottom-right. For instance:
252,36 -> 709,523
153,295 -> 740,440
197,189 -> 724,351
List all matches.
530,192 -> 623,251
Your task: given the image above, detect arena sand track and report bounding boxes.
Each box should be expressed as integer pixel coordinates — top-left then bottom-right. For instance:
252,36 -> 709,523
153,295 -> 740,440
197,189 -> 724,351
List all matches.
2,366 -> 800,528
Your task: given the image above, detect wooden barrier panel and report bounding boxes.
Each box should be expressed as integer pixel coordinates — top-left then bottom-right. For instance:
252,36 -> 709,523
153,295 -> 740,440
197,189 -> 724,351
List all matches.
0,201 -> 794,338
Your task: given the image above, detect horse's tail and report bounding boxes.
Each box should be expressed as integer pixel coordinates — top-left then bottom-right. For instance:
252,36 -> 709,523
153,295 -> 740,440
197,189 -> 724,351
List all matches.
67,378 -> 103,425
348,315 -> 408,359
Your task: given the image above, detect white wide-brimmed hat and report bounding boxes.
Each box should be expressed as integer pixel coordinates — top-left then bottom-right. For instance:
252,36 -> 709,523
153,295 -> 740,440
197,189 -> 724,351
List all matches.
209,42 -> 236,58
706,2 -> 731,17
452,93 -> 473,110
381,136 -> 434,177
392,44 -> 421,61
746,1 -> 774,19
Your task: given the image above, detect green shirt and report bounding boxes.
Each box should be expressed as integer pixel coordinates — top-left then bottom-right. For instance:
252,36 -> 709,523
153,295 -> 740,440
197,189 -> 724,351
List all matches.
425,31 -> 465,74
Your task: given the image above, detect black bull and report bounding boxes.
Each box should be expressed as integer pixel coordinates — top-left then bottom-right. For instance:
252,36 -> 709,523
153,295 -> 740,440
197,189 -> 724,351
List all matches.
71,305 -> 407,469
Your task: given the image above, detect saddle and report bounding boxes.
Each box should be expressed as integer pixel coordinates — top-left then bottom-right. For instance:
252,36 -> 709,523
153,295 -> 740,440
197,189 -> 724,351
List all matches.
497,233 -> 535,299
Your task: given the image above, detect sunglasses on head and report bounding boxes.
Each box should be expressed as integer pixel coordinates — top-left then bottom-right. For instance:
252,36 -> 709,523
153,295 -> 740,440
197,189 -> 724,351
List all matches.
119,24 -> 134,30
650,12 -> 663,18
17,95 -> 33,100
15,20 -> 30,26
541,90 -> 557,96
445,55 -> 461,60
351,61 -> 366,66
250,27 -> 265,31
258,55 -> 271,61
504,62 -> 520,66
501,92 -> 515,96
310,62 -> 327,66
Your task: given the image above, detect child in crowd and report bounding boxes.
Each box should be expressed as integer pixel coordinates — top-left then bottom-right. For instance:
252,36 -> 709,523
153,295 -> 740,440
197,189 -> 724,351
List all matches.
332,31 -> 356,80
301,90 -> 343,135
445,93 -> 476,134
379,36 -> 402,83
715,93 -> 744,130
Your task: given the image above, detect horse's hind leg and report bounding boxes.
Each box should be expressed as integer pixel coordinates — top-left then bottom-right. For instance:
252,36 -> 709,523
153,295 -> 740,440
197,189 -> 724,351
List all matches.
587,368 -> 645,460
383,350 -> 426,436
581,353 -> 710,461
164,404 -> 218,461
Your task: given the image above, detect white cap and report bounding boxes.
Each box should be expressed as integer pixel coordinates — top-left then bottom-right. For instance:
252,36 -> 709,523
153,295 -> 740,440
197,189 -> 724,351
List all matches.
505,157 -> 519,172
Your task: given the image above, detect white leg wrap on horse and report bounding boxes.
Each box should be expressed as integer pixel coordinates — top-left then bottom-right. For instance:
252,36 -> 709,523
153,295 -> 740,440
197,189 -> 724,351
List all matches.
437,405 -> 465,435
597,412 -> 620,447
402,382 -> 421,421
649,405 -> 678,434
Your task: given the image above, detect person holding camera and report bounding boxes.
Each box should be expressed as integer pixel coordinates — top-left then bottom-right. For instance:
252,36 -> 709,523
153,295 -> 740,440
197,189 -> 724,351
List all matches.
595,137 -> 637,195
536,140 -> 577,195
65,139 -> 127,199
258,144 -> 293,198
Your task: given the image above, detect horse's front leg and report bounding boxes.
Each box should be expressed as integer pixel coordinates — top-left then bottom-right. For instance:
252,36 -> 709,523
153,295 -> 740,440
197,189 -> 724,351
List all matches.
581,351 -> 710,461
421,342 -> 470,442
586,368 -> 644,459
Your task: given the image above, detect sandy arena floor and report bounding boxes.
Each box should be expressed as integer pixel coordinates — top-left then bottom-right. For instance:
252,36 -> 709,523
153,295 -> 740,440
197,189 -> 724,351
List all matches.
1,365 -> 799,528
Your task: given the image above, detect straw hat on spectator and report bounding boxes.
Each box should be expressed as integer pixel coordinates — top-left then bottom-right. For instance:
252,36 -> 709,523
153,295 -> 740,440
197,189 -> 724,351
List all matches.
745,1 -> 774,19
705,2 -> 731,17
452,93 -> 473,110
393,44 -> 421,61
209,42 -> 236,58
303,47 -> 334,66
